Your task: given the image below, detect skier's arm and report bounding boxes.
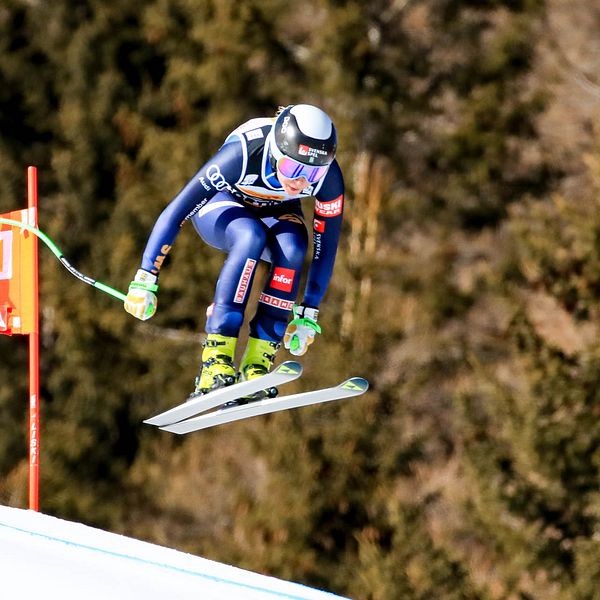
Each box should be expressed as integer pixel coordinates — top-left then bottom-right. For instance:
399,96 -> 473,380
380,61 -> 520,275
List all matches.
124,140 -> 243,320
141,141 -> 243,276
302,161 -> 345,309
284,163 -> 344,355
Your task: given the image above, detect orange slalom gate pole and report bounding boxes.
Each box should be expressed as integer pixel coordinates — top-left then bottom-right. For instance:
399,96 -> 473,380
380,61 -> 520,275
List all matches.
28,166 -> 40,511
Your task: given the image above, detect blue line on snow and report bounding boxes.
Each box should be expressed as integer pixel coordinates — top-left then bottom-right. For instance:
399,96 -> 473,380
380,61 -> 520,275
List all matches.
0,519 -> 346,600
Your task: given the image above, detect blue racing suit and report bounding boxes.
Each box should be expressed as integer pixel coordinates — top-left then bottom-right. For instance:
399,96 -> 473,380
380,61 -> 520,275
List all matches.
140,117 -> 345,342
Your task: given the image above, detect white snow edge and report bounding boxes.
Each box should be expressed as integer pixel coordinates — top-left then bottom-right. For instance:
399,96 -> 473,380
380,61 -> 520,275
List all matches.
0,505 -> 348,600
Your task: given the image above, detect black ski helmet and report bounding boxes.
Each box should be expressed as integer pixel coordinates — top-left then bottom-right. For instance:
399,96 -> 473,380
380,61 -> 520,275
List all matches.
270,104 -> 337,167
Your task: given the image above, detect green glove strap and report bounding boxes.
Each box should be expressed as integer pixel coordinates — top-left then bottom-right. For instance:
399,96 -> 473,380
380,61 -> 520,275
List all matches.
289,317 -> 321,334
129,281 -> 159,293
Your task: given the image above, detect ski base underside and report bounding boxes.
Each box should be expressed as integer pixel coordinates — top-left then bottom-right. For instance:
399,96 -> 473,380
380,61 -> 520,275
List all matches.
159,377 -> 369,434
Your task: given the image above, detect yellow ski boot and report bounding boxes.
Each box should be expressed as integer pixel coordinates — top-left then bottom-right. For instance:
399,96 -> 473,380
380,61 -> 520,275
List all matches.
194,334 -> 238,394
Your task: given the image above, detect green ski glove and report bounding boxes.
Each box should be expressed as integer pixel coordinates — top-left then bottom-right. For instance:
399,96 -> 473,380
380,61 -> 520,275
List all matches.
283,305 -> 321,356
124,269 -> 159,321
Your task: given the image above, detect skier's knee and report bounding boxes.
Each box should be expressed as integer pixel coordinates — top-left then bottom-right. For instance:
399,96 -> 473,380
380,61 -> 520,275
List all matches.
206,304 -> 245,336
228,222 -> 267,257
249,312 -> 288,342
277,231 -> 308,270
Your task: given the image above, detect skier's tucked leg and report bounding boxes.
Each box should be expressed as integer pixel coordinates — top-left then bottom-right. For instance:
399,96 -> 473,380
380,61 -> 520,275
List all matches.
227,216 -> 308,405
191,198 -> 267,396
194,334 -> 237,394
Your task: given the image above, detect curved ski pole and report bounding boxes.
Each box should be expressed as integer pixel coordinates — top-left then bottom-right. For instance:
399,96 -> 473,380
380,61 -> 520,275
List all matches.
0,216 -> 127,302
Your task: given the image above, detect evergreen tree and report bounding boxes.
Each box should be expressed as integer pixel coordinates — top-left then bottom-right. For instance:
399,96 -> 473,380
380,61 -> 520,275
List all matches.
5,0 -> 600,598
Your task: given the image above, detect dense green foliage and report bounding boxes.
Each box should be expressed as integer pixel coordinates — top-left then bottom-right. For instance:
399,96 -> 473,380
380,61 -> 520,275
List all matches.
2,0 -> 600,597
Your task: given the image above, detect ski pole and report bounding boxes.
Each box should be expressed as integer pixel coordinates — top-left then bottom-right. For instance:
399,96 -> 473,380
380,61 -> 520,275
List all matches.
0,216 -> 127,302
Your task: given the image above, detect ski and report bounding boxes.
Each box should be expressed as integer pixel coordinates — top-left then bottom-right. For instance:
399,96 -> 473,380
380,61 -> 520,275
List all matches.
144,361 -> 303,427
159,376 -> 369,434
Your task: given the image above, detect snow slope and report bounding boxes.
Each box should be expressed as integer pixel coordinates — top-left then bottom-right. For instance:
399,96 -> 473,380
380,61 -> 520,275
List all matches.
0,506 -> 348,600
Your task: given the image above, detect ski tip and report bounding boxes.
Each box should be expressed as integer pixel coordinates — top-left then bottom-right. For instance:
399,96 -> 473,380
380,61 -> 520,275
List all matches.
341,377 -> 369,394
276,361 -> 303,376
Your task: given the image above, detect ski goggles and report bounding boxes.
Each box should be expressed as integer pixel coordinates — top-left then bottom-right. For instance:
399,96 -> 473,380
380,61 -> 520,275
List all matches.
269,136 -> 331,184
276,156 -> 329,184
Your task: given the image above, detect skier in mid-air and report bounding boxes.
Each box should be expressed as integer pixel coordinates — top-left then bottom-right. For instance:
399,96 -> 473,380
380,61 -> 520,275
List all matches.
124,104 -> 345,402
